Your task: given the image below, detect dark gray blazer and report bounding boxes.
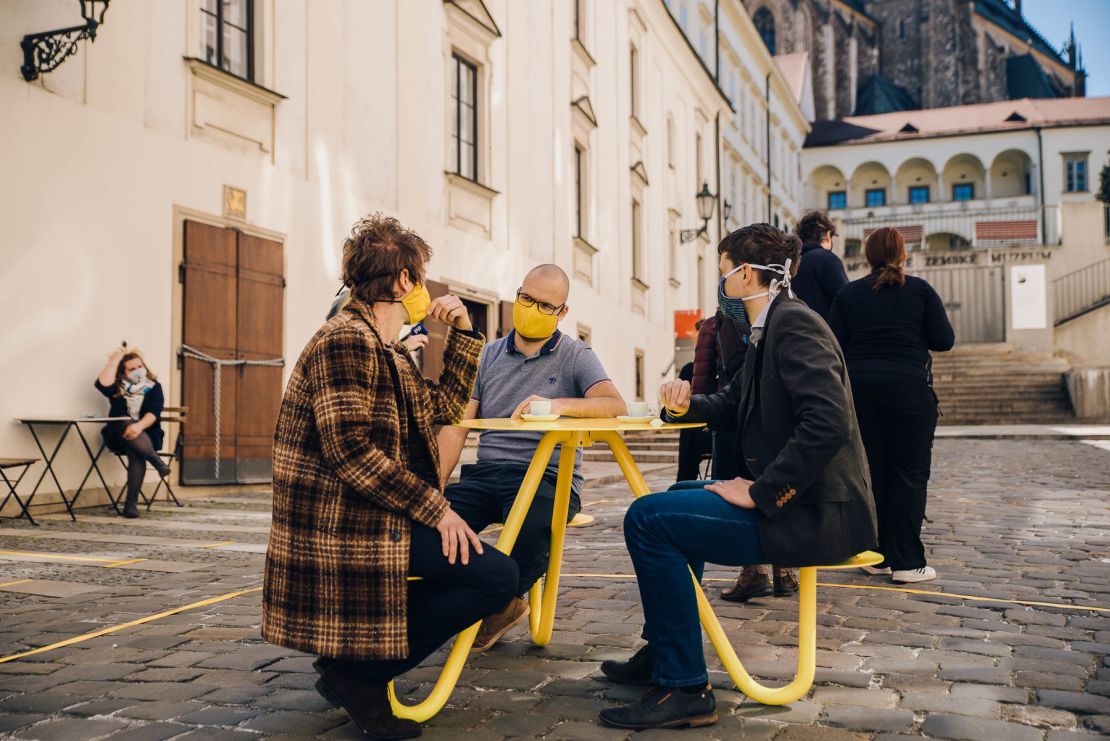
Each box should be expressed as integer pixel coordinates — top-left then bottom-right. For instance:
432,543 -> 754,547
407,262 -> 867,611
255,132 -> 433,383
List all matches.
684,295 -> 878,566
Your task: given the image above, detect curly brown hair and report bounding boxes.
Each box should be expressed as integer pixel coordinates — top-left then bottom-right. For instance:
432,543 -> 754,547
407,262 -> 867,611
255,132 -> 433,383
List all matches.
342,214 -> 432,305
718,223 -> 802,287
794,211 -> 837,245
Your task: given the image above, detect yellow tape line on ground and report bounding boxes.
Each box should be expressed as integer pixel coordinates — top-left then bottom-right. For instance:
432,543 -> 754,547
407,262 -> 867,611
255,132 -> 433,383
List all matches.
200,541 -> 238,549
0,550 -> 147,568
0,579 -> 32,589
561,573 -> 1110,613
0,586 -> 263,664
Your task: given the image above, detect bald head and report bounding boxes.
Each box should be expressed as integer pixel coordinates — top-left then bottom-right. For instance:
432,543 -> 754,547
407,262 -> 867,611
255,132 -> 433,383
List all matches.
521,264 -> 570,308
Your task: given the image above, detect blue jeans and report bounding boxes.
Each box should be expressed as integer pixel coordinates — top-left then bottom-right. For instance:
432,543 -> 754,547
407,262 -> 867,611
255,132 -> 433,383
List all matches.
624,481 -> 766,687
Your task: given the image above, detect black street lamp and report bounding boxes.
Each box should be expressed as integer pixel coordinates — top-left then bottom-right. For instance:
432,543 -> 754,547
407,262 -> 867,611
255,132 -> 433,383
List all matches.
21,0 -> 112,82
680,182 -> 718,243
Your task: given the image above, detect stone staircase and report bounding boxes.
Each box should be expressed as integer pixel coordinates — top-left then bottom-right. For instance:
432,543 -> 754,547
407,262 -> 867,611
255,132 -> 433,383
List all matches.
931,344 -> 1074,425
583,430 -> 681,465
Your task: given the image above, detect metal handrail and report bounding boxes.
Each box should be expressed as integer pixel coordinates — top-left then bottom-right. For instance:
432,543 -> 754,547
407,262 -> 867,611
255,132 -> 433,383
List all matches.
1053,258 -> 1110,325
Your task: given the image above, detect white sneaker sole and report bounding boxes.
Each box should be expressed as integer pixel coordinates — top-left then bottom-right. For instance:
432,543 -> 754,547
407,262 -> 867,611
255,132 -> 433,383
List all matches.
892,569 -> 936,584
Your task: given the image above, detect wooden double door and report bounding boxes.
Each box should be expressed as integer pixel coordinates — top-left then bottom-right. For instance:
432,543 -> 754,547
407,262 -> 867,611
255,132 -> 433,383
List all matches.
181,220 -> 284,484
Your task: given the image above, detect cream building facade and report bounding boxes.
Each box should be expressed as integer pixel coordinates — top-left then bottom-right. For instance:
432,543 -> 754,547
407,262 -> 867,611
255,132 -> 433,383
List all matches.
1,0 -> 805,505
801,97 -> 1110,358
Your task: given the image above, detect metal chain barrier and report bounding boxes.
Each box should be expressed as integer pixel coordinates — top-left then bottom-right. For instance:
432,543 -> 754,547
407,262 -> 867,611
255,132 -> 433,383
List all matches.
178,345 -> 285,479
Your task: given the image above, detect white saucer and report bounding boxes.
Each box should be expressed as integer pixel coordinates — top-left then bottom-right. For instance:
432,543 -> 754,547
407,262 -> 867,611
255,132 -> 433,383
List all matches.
617,415 -> 655,422
521,413 -> 560,422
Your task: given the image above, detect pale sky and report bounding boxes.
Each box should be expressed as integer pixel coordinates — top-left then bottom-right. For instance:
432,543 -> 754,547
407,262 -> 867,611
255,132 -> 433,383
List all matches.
1021,0 -> 1110,97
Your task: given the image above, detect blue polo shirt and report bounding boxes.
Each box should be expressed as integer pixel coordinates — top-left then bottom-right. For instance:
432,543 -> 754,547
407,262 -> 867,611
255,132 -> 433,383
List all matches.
472,331 -> 610,491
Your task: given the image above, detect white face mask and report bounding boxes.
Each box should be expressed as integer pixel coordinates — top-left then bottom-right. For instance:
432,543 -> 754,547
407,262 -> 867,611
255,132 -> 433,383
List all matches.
738,259 -> 795,302
127,367 -> 147,385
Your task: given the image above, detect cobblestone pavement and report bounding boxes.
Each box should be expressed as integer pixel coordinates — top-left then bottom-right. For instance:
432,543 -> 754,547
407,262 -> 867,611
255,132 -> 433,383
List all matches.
0,439 -> 1108,740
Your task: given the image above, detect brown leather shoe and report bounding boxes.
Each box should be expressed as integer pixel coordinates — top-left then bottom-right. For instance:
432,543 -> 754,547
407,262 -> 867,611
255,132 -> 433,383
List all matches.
773,567 -> 799,597
471,596 -> 529,653
720,566 -> 772,603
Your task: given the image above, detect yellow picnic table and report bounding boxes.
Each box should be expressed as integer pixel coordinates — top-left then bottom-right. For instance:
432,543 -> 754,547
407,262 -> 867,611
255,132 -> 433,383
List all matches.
388,417 -> 881,720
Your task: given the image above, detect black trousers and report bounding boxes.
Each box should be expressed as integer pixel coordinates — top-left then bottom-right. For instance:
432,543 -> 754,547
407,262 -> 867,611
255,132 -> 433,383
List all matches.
324,522 -> 519,685
446,462 -> 581,596
676,428 -> 711,482
851,371 -> 939,571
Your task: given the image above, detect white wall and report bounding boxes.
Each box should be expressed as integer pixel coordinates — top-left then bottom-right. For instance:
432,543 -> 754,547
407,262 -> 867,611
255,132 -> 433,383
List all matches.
3,0 -> 798,504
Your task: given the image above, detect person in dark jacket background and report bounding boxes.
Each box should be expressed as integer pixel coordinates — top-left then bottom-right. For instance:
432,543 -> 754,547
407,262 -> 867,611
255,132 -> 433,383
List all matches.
791,211 -> 849,323
597,224 -> 877,730
675,319 -> 714,482
828,227 -> 955,584
96,347 -> 170,518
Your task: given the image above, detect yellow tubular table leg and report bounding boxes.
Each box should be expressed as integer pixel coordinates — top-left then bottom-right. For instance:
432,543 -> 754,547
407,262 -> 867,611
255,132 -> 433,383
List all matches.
529,439 -> 579,646
696,566 -> 818,705
592,431 -> 652,499
388,431 -> 568,721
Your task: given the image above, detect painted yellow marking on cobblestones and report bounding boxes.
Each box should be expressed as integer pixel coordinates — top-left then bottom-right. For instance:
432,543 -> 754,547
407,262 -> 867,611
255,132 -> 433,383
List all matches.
102,558 -> 149,569
0,579 -> 32,589
0,586 -> 263,664
583,499 -> 611,507
199,541 -> 238,549
560,573 -> 1110,613
0,550 -> 140,568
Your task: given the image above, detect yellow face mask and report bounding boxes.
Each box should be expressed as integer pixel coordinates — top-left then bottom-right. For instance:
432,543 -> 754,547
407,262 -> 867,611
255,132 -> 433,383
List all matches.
402,283 -> 431,325
512,300 -> 560,341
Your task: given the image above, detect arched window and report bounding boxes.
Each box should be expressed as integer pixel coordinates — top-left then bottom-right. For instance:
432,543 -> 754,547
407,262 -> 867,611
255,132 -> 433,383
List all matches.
753,7 -> 776,55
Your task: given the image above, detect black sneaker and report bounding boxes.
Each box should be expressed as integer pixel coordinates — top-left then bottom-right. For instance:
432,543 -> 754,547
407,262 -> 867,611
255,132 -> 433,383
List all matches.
600,644 -> 653,685
599,684 -> 718,730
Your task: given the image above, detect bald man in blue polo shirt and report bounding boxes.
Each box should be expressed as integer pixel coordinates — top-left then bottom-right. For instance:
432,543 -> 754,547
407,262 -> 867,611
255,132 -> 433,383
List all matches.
437,264 -> 627,653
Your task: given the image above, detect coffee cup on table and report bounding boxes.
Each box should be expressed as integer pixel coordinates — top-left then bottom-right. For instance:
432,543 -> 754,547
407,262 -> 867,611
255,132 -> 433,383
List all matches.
627,401 -> 650,417
529,400 -> 552,416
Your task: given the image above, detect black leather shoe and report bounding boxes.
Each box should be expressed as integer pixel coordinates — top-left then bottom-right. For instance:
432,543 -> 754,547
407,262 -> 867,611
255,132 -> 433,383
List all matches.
720,567 -> 772,603
599,684 -> 718,730
121,503 -> 140,519
600,644 -> 653,685
314,665 -> 421,740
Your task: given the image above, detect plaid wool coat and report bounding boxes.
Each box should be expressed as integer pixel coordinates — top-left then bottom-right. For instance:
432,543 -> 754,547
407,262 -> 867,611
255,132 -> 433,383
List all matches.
262,298 -> 483,660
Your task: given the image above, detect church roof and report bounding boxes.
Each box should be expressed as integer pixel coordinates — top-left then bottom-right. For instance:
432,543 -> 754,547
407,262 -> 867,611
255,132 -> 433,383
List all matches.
805,96 -> 1110,147
853,75 -> 919,116
973,0 -> 1063,64
1006,54 -> 1063,100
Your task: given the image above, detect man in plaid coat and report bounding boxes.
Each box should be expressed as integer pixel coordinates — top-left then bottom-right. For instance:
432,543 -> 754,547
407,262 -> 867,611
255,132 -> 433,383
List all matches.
263,215 -> 518,740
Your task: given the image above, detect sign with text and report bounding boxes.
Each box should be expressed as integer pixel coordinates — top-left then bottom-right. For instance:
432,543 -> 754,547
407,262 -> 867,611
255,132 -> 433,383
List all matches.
674,309 -> 702,339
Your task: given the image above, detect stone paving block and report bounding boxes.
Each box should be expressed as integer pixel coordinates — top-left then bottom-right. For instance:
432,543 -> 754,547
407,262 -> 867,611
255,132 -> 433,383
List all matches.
950,682 -> 1030,703
254,689 -> 334,713
479,711 -> 562,737
775,725 -> 872,740
176,706 -> 263,726
191,669 -> 276,687
0,580 -> 105,598
242,709 -> 345,736
14,717 -> 130,740
734,700 -> 822,724
196,686 -> 271,706
1003,704 -> 1078,730
938,666 -> 1012,685
49,662 -> 138,682
64,698 -> 135,717
1006,609 -> 1068,627
821,705 -> 916,733
125,667 -> 206,683
1015,672 -> 1087,692
0,713 -> 46,734
811,686 -> 898,708
116,700 -> 207,721
103,721 -> 194,741
0,692 -> 78,714
468,691 -> 544,714
111,682 -> 214,703
899,692 -> 1002,718
0,662 -> 64,676
547,720 -> 633,740
921,713 -> 1045,741
1036,689 -> 1110,715
170,729 -> 258,740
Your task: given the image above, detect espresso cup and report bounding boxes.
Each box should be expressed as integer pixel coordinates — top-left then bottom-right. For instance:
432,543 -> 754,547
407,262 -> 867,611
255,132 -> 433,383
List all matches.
627,401 -> 650,417
529,401 -> 552,416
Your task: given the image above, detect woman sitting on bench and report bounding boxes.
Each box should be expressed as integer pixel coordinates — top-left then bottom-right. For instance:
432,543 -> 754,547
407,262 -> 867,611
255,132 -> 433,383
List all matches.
598,224 -> 878,731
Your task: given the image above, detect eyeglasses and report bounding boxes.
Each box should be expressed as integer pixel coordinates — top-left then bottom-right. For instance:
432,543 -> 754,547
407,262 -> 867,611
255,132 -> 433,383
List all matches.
516,289 -> 565,316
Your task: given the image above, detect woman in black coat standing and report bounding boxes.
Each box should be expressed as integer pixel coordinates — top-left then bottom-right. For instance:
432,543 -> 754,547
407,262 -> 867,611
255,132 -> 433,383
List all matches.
828,227 -> 955,584
95,347 -> 171,518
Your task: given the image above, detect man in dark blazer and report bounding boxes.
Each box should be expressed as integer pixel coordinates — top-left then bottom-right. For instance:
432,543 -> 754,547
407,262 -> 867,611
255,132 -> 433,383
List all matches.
598,224 -> 877,731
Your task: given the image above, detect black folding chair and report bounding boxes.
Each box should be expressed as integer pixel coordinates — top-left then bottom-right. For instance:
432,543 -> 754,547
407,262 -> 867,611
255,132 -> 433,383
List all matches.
147,407 -> 187,509
0,457 -> 40,525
